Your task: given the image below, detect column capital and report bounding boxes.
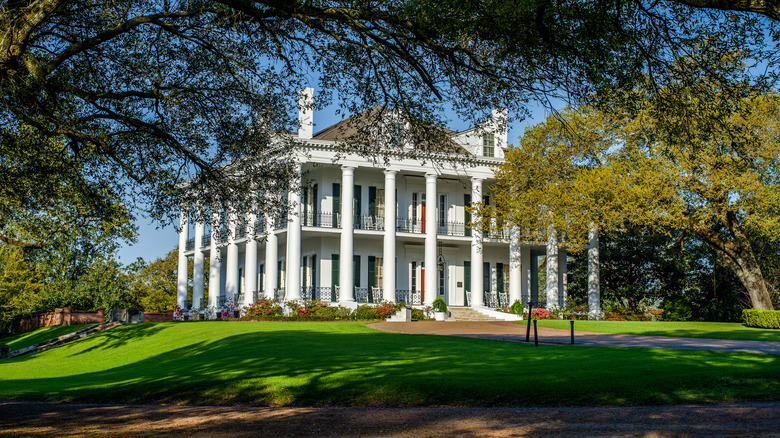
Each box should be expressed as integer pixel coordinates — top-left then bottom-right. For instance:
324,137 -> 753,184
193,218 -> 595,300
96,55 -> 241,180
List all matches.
470,176 -> 484,184
341,165 -> 355,173
425,172 -> 438,181
384,169 -> 398,178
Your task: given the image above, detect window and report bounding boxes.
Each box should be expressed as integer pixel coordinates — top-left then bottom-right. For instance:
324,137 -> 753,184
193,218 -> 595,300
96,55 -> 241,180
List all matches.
483,133 -> 495,157
439,194 -> 447,227
376,189 -> 385,217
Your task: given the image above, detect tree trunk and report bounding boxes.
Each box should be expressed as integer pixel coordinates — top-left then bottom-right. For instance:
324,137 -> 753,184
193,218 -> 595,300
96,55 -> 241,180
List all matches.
690,215 -> 774,310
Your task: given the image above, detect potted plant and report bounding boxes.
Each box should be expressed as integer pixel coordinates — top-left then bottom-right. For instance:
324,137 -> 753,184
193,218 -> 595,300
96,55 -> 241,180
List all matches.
432,298 -> 448,321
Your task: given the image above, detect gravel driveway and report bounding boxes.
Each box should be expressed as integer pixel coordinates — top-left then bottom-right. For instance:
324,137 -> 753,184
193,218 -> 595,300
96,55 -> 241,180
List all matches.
2,401 -> 779,437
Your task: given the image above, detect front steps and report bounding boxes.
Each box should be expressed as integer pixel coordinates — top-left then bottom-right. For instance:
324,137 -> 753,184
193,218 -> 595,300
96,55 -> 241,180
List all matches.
447,306 -> 503,322
6,321 -> 122,359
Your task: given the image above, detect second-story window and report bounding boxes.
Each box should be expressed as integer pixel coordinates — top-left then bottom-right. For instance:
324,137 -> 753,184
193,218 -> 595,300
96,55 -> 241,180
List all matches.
483,133 -> 495,157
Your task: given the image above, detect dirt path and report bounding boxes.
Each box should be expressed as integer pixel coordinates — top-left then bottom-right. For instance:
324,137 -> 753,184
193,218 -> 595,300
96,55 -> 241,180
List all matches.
2,400 -> 779,437
368,321 -> 780,355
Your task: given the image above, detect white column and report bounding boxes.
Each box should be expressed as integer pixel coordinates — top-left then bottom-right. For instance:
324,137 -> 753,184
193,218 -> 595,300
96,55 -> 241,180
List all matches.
470,178 -> 484,307
208,209 -> 222,309
244,211 -> 258,306
509,226 -> 522,305
192,219 -> 205,310
264,211 -> 278,299
383,169 -> 397,303
339,166 -> 355,303
176,210 -> 189,309
545,227 -> 559,309
286,169 -> 302,301
225,208 -> 239,304
588,226 -> 601,319
424,173 -> 437,306
558,248 -> 567,307
520,245 -> 531,305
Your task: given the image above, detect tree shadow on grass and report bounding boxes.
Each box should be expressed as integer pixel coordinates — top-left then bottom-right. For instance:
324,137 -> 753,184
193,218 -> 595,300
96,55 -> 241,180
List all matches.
1,323 -> 778,407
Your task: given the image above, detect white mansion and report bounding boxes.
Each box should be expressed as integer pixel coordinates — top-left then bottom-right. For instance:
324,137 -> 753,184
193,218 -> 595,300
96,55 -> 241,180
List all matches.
175,89 -> 601,317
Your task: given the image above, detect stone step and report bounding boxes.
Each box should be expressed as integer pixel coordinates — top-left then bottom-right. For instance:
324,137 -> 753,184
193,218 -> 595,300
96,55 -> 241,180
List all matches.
447,307 -> 502,322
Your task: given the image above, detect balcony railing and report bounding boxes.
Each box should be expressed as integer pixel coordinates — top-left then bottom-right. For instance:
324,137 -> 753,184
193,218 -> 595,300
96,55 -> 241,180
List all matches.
185,238 -> 195,251
303,211 -> 339,228
354,215 -> 385,231
301,286 -> 339,302
395,289 -> 422,305
437,221 -> 466,237
396,217 -> 423,233
354,287 -> 384,303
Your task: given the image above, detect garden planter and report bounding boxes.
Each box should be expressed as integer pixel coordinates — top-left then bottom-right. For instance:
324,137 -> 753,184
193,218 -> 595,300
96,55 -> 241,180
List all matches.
434,311 -> 447,321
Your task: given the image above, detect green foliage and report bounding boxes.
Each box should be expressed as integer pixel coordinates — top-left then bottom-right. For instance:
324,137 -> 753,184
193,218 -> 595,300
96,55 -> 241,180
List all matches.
742,310 -> 780,329
243,297 -> 284,318
510,300 -> 524,315
432,297 -> 447,313
661,294 -> 694,322
411,307 -> 433,321
495,48 -> 780,310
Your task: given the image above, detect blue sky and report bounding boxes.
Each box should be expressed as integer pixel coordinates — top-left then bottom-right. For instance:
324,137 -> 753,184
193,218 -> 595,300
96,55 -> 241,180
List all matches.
116,99 -> 556,265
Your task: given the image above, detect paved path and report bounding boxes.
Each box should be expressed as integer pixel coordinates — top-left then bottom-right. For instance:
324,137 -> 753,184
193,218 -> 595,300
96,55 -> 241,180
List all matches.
368,321 -> 780,355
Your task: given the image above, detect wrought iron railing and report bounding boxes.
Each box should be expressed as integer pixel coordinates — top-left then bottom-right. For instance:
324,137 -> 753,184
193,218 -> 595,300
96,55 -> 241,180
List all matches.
396,217 -> 423,233
355,287 -> 369,303
185,238 -> 195,251
484,292 -> 499,308
302,211 -> 339,228
354,215 -> 385,231
274,287 -> 285,300
395,289 -> 422,305
437,221 -> 466,237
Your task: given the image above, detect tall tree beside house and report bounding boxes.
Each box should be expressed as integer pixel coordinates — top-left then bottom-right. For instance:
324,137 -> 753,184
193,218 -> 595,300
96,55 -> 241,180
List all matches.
129,249 -> 209,312
1,0 -> 778,245
494,50 -> 779,310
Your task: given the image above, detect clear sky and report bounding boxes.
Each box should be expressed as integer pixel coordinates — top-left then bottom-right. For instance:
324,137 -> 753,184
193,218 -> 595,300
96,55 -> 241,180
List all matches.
116,97 -> 555,265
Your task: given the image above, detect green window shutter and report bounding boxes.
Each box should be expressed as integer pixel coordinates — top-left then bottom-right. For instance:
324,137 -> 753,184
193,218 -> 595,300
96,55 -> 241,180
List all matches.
331,254 -> 339,301
483,262 -> 491,293
333,183 -> 340,228
354,185 -> 362,223
368,256 -> 376,303
301,256 -> 307,292
368,186 -> 377,217
496,263 -> 504,294
353,255 -> 361,288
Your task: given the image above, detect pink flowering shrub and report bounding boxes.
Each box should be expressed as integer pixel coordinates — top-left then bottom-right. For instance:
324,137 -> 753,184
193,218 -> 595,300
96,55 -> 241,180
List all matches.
173,305 -> 184,321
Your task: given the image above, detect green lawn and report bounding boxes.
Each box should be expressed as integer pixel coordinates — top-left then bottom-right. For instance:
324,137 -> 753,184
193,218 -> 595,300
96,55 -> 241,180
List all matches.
1,325 -> 90,352
0,321 -> 778,406
529,320 -> 780,342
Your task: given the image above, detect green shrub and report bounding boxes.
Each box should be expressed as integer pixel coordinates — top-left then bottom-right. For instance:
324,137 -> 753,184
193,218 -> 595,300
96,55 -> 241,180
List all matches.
661,294 -> 693,321
432,297 -> 447,313
410,308 -> 432,321
742,309 -> 780,329
243,297 -> 283,318
510,300 -> 524,315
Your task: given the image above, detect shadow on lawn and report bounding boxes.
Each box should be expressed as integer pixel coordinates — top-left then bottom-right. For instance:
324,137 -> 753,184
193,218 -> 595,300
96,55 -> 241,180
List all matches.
2,323 -> 779,406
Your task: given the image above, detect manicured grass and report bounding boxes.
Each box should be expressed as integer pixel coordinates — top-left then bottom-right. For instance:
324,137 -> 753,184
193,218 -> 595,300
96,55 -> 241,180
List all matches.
1,325 -> 90,352
0,321 -> 777,406
530,320 -> 780,342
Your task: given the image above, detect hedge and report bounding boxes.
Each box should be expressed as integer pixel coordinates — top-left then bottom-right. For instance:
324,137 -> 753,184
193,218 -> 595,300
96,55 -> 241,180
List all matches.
742,309 -> 780,329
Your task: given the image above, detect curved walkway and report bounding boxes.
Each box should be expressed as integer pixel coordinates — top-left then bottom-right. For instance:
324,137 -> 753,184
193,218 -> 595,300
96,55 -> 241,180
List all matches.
368,321 -> 780,355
